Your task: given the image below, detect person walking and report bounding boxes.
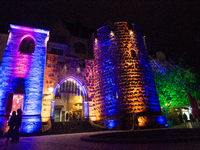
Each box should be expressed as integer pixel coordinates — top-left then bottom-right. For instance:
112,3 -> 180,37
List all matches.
183,113 -> 188,127
13,109 -> 22,142
120,114 -> 126,130
6,111 -> 16,142
73,113 -> 76,121
69,112 -> 72,121
190,113 -> 195,126
77,113 -> 80,121
66,112 -> 69,122
131,111 -> 140,130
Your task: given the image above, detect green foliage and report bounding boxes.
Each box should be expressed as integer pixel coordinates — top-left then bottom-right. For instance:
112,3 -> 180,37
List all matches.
150,58 -> 200,119
168,109 -> 180,125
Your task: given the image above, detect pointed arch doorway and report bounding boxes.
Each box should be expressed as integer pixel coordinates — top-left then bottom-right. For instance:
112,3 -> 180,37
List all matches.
52,76 -> 88,122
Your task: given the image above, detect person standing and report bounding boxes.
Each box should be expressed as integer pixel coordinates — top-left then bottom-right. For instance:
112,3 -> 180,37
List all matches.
120,114 -> 126,130
73,113 -> 76,121
69,112 -> 72,121
66,112 -> 69,122
190,113 -> 195,126
77,113 -> 80,121
6,111 -> 16,142
183,113 -> 188,127
131,111 -> 140,130
13,109 -> 22,142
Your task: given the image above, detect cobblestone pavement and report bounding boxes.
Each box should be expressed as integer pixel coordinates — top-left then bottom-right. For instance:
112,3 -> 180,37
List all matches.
1,129 -> 200,150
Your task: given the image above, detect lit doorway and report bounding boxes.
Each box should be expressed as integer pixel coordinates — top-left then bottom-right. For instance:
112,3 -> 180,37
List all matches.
53,78 -> 86,122
12,94 -> 24,112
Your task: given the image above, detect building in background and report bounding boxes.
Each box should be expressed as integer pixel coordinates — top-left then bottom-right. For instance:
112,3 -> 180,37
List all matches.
0,21 -> 166,134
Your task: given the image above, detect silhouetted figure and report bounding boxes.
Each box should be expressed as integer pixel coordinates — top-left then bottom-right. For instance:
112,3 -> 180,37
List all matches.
6,111 -> 16,142
69,112 -> 72,121
13,109 -> 22,142
77,113 -> 80,121
73,113 -> 76,121
183,113 -> 188,127
131,112 -> 140,130
120,114 -> 126,130
179,113 -> 183,123
66,112 -> 68,122
190,113 -> 195,124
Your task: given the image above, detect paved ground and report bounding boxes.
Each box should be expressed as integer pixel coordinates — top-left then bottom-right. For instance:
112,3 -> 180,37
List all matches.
1,128 -> 200,150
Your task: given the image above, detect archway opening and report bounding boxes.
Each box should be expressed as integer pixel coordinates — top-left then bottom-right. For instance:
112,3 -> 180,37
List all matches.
53,78 -> 87,122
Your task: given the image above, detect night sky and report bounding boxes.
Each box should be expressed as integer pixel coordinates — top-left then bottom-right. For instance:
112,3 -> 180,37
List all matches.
0,0 -> 200,72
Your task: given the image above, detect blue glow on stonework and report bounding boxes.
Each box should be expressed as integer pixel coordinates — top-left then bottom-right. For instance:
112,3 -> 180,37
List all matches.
155,116 -> 167,125
21,116 -> 41,133
0,24 -> 49,133
84,101 -> 89,118
51,100 -> 55,119
105,119 -> 119,129
97,25 -> 120,118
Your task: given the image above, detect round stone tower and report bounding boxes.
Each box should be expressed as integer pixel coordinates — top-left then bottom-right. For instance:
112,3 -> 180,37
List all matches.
93,22 -> 165,129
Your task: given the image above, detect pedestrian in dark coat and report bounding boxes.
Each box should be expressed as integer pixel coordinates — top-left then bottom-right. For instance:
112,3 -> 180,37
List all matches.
73,113 -> 76,121
6,111 -> 16,142
131,112 -> 140,130
183,113 -> 188,127
190,113 -> 195,124
13,109 -> 22,142
66,112 -> 69,122
69,112 -> 72,121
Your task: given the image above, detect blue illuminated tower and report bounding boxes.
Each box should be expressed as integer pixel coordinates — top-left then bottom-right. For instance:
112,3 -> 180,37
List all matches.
93,22 -> 165,129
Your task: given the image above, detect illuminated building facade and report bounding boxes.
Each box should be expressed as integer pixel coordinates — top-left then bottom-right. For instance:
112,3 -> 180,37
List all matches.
0,22 -> 165,134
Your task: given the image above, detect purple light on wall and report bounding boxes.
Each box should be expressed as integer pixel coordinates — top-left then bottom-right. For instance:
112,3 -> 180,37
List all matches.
0,24 -> 49,133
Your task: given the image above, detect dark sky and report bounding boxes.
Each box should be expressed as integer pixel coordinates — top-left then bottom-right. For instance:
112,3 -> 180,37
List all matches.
0,0 -> 200,72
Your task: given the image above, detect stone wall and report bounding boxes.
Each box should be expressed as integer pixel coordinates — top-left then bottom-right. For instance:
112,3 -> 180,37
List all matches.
42,53 -> 95,122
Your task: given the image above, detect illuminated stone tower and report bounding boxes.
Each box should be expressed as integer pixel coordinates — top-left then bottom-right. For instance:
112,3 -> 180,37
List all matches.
93,22 -> 164,129
0,25 -> 49,133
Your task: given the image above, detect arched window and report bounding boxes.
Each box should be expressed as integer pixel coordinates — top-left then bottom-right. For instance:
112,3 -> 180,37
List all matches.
74,42 -> 86,54
131,50 -> 137,59
19,36 -> 35,54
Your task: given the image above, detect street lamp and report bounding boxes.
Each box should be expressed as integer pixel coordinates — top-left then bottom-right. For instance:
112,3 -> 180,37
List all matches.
48,87 -> 54,94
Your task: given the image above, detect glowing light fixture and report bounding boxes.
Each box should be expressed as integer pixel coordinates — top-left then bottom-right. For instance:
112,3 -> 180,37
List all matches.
48,87 -> 54,93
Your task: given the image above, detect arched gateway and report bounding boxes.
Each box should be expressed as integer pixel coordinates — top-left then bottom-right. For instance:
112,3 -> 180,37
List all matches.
52,76 -> 88,122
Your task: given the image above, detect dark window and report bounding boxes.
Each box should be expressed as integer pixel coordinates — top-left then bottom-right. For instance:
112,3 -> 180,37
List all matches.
131,50 -> 137,59
58,49 -> 63,55
51,48 -> 57,54
51,48 -> 63,55
74,42 -> 86,54
19,37 -> 35,54
79,59 -> 85,68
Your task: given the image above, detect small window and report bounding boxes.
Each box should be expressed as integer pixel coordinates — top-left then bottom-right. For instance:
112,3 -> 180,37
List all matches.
51,48 -> 63,55
51,48 -> 57,54
58,49 -> 63,55
131,50 -> 137,59
19,37 -> 35,54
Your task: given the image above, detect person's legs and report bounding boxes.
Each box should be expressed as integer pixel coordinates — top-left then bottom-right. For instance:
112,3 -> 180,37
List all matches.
131,123 -> 135,130
15,127 -> 20,142
12,127 -> 19,142
6,129 -> 10,141
137,124 -> 140,130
